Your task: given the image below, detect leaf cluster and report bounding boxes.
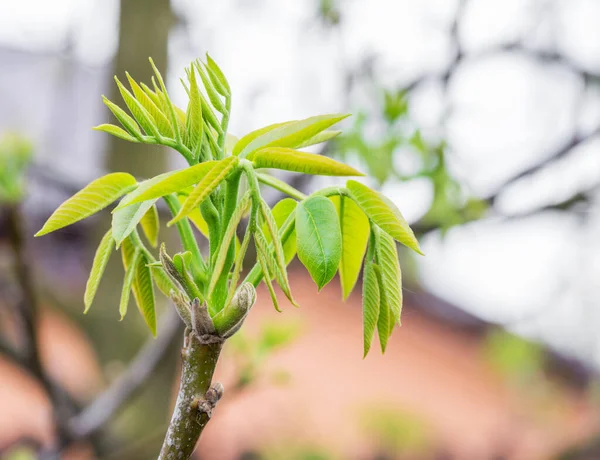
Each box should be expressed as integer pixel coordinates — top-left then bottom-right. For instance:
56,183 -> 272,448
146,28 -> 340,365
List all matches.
35,56 -> 421,355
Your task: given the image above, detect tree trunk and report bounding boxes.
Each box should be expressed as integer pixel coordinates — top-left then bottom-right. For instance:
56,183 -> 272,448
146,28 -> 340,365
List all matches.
107,0 -> 174,177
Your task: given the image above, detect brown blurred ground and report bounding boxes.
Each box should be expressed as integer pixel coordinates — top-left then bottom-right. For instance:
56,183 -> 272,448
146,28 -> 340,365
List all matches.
200,268 -> 598,459
0,268 -> 597,459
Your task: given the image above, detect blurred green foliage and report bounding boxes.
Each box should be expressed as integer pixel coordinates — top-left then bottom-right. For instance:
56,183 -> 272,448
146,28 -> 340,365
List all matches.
1,445 -> 37,460
0,133 -> 33,203
359,404 -> 433,458
318,0 -> 341,26
333,88 -> 487,234
244,442 -> 336,460
227,319 -> 302,390
483,328 -> 545,387
483,329 -> 577,427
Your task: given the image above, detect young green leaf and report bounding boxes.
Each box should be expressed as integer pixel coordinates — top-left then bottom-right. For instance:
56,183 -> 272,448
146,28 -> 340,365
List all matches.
158,244 -> 187,293
179,195 -> 209,236
120,248 -> 141,320
204,125 -> 221,159
84,229 -> 115,313
35,173 -> 137,236
233,121 -> 291,156
140,204 -> 159,247
102,96 -> 143,140
250,147 -> 364,176
225,133 -> 239,155
133,253 -> 157,336
163,195 -> 208,280
120,237 -> 157,333
121,234 -> 136,266
115,76 -> 160,137
141,82 -> 163,109
238,114 -> 350,158
175,106 -> 190,147
296,196 -> 342,290
375,228 -> 403,325
295,130 -> 342,148
173,251 -> 193,276
171,156 -> 238,225
207,192 -> 251,297
173,251 -> 204,301
330,195 -> 370,299
195,62 -> 226,114
126,72 -> 174,138
150,265 -> 178,298
226,224 -> 253,306
270,199 -> 299,227
186,65 -> 204,154
362,261 -> 381,357
254,229 -> 275,278
116,162 -> 216,209
254,228 -> 281,312
205,66 -> 229,100
347,180 -> 422,255
206,53 -> 231,97
263,198 -> 298,264
149,57 -> 181,143
255,238 -> 281,312
256,172 -> 307,201
200,93 -> 223,135
92,124 -> 139,143
372,264 -> 391,353
259,199 -> 297,306
112,199 -> 157,247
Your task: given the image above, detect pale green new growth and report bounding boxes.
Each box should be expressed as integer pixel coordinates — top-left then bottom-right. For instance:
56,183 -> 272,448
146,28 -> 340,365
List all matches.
172,156 -> 238,225
296,196 -> 342,291
112,198 -> 157,247
35,173 -> 136,236
250,147 -> 364,176
331,195 -> 370,300
263,198 -> 298,265
373,264 -> 391,353
140,204 -> 159,247
362,261 -> 380,357
84,229 -> 114,312
375,228 -> 403,326
35,56 -> 421,357
347,180 -> 423,255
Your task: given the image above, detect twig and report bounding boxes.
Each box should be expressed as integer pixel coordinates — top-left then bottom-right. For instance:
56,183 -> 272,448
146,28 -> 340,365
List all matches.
3,203 -> 76,453
0,338 -> 24,366
488,126 -> 600,203
5,204 -> 46,387
0,337 -> 80,431
68,307 -> 183,440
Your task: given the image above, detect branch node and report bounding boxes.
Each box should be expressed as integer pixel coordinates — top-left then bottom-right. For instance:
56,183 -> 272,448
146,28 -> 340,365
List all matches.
195,333 -> 224,345
192,382 -> 224,421
191,298 -> 216,336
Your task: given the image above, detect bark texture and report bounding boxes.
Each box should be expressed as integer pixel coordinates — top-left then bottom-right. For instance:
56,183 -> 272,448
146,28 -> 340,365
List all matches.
159,333 -> 223,459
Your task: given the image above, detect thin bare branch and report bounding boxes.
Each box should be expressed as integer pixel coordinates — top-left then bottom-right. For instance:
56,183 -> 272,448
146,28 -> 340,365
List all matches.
3,204 -> 77,450
68,308 -> 183,440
